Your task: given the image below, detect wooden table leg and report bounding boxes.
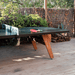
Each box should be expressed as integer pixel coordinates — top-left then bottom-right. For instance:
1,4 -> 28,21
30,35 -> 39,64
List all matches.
29,36 -> 37,50
32,40 -> 37,50
47,34 -> 51,42
16,38 -> 20,46
42,34 -> 54,59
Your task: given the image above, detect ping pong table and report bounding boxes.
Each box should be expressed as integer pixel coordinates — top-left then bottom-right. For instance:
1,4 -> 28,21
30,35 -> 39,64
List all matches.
0,24 -> 69,59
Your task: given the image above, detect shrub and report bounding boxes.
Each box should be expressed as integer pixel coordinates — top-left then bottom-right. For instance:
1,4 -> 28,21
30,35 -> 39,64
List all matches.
0,2 -> 48,28
0,14 -> 48,28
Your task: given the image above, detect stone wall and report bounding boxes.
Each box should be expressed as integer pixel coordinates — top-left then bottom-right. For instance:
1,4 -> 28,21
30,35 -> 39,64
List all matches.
47,9 -> 74,37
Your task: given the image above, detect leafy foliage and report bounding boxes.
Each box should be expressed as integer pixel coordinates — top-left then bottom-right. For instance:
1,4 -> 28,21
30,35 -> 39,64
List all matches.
0,0 -> 74,8
0,14 -> 48,28
0,2 -> 48,28
29,14 -> 41,19
1,2 -> 19,17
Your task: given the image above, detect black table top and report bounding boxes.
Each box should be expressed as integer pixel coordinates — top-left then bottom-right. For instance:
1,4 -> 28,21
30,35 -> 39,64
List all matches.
0,27 -> 69,39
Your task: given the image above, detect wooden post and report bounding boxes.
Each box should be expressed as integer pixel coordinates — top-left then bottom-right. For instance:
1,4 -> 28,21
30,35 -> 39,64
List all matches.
44,0 -> 47,21
74,0 -> 75,37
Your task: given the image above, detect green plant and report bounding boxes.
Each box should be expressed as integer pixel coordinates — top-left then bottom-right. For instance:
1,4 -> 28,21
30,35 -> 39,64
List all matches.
28,14 -> 48,27
0,13 -> 48,28
29,14 -> 40,19
1,2 -> 19,17
0,0 -> 74,8
0,2 -> 48,28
